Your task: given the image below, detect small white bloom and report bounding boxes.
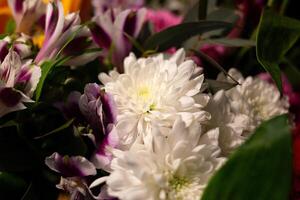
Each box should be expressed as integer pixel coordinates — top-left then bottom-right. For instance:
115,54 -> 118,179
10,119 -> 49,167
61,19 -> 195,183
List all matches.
222,69 -> 289,132
99,49 -> 210,149
205,90 -> 248,156
206,68 -> 289,155
96,119 -> 224,200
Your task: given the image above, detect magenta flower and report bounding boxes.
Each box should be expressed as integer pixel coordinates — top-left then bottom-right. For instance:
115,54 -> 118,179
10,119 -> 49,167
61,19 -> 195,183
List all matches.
146,9 -> 182,33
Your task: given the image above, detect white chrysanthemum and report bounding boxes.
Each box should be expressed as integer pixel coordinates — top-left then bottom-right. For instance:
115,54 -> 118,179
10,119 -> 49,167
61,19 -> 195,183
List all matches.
205,90 -> 249,155
221,68 -> 289,133
205,68 -> 289,155
91,119 -> 225,200
99,49 -> 210,149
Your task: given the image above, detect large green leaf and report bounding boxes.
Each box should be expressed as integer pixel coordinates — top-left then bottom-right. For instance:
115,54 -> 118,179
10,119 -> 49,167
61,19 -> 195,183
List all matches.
201,114 -> 292,200
0,122 -> 40,172
0,172 -> 27,199
34,61 -> 57,102
256,9 -> 300,93
143,21 -> 233,51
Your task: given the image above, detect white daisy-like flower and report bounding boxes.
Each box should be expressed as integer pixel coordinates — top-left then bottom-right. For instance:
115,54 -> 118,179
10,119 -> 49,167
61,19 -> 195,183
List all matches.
90,119 -> 225,200
205,68 -> 289,155
99,49 -> 210,149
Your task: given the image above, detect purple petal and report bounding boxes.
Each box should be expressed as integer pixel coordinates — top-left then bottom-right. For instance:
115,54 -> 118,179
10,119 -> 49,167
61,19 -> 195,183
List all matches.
90,21 -> 112,49
45,152 -> 97,177
0,88 -> 22,107
91,124 -> 119,171
100,92 -> 117,124
84,83 -> 101,101
0,41 -> 9,62
63,12 -> 81,32
14,0 -> 23,13
35,0 -> 64,63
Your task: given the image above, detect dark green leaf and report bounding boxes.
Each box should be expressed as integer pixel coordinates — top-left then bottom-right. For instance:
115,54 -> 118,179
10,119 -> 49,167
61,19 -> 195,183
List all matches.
143,21 -> 233,51
205,79 -> 237,93
198,0 -> 208,20
0,125 -> 40,172
191,49 -> 239,84
183,2 -> 200,22
201,38 -> 256,47
206,8 -> 239,23
202,114 -> 292,200
183,0 -> 208,22
34,61 -> 56,101
256,9 -> 300,93
0,172 -> 27,199
34,119 -> 74,139
21,182 -> 39,200
282,59 -> 300,88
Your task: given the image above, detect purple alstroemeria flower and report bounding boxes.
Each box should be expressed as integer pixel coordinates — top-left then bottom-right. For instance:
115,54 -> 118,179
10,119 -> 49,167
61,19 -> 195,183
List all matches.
35,0 -> 100,67
92,0 -> 144,16
1,33 -> 33,61
90,8 -> 146,72
8,0 -> 46,34
45,152 -> 97,177
46,84 -> 119,199
57,177 -> 91,200
57,176 -> 116,200
79,83 -> 117,135
0,50 -> 41,117
90,124 -> 119,172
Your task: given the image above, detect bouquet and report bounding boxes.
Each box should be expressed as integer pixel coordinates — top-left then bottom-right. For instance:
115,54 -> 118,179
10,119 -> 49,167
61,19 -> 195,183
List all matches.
0,0 -> 300,199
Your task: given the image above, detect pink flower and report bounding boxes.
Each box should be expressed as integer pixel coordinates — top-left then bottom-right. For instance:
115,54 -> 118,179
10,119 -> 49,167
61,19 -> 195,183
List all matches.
146,9 -> 182,33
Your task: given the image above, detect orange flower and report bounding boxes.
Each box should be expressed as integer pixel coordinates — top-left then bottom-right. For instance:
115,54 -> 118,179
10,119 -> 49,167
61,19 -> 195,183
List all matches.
0,0 -> 11,34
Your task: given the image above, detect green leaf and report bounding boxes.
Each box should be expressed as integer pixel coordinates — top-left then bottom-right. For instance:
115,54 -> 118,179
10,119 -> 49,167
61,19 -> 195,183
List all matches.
191,49 -> 239,85
34,119 -> 74,139
5,19 -> 16,35
201,38 -> 256,47
198,0 -> 208,20
0,125 -> 40,172
34,56 -> 72,101
201,114 -> 292,200
0,172 -> 28,199
256,9 -> 300,93
206,8 -> 239,23
205,79 -> 237,93
34,61 -> 56,101
183,0 -> 208,22
143,21 -> 233,51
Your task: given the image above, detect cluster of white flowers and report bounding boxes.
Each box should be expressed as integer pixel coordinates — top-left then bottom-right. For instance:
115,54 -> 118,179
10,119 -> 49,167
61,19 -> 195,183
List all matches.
92,49 -> 289,200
